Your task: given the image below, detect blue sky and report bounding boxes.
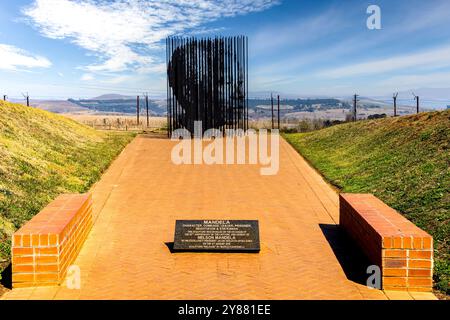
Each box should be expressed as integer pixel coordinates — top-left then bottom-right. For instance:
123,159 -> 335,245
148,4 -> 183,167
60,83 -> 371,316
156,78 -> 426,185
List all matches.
1,0 -> 450,100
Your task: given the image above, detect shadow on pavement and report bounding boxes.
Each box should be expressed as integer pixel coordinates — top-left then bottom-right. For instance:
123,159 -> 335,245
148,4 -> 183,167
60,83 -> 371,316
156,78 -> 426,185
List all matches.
0,263 -> 12,289
319,224 -> 372,286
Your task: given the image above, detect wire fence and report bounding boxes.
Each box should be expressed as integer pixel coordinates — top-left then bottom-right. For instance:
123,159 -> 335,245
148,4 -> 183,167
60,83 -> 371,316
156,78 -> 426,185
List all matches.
65,114 -> 167,132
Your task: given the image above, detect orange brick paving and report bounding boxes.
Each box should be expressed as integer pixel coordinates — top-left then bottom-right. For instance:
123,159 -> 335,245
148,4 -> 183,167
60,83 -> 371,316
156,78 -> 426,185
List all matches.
1,135 -> 437,300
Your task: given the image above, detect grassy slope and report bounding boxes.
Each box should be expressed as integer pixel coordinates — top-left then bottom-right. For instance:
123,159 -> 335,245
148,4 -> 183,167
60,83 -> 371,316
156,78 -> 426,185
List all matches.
0,101 -> 135,275
284,110 -> 449,294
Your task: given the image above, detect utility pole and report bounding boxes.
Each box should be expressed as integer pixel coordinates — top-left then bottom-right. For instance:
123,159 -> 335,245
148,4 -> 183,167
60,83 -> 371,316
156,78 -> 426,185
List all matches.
277,95 -> 280,130
136,95 -> 140,126
412,92 -> 419,114
353,94 -> 359,121
22,92 -> 29,107
393,93 -> 398,117
416,95 -> 420,114
271,93 -> 274,129
144,93 -> 149,128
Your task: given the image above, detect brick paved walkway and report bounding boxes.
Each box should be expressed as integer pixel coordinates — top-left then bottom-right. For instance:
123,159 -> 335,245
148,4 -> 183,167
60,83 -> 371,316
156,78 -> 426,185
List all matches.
2,135 -> 436,300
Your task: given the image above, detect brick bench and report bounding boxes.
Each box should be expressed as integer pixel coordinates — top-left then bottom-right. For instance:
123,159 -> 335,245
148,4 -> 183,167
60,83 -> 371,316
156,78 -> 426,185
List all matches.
12,193 -> 93,288
339,193 -> 433,292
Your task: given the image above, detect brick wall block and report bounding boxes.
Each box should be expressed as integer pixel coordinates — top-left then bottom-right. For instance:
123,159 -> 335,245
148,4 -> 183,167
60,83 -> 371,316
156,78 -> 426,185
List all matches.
340,193 -> 433,292
11,193 -> 93,288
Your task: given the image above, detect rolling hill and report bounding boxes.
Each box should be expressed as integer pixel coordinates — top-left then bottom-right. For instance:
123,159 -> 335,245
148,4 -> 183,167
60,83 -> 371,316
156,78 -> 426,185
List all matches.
90,94 -> 134,100
284,110 -> 449,295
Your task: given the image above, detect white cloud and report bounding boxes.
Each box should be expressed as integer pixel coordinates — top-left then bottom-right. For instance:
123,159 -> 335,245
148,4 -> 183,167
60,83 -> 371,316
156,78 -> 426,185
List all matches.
377,72 -> 450,92
316,45 -> 450,79
0,44 -> 51,71
393,0 -> 450,34
23,0 -> 278,73
102,74 -> 133,85
251,8 -> 345,54
81,73 -> 94,81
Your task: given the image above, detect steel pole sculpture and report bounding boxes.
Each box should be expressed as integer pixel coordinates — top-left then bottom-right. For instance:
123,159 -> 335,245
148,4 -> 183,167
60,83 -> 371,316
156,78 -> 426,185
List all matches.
167,36 -> 249,136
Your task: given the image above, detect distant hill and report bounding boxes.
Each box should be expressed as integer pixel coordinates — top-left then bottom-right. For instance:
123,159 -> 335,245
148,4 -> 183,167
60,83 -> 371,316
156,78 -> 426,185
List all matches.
68,97 -> 166,115
30,100 -> 89,113
249,91 -> 331,99
284,110 -> 450,295
17,90 -> 446,118
91,94 -> 134,100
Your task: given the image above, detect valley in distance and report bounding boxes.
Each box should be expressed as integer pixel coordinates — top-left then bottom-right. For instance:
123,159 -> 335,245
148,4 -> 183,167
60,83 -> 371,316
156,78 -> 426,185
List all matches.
12,91 -> 450,131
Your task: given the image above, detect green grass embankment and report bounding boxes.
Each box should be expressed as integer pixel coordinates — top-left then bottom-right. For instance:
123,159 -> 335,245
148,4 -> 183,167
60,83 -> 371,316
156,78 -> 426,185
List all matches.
284,110 -> 449,295
0,101 -> 135,278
